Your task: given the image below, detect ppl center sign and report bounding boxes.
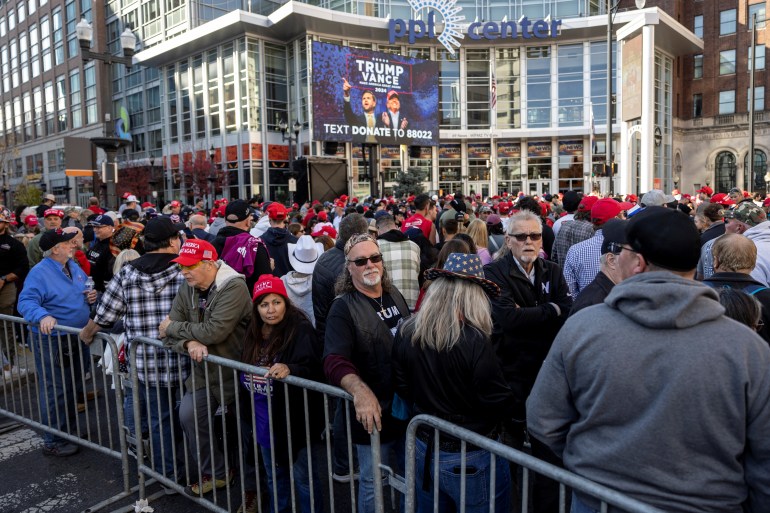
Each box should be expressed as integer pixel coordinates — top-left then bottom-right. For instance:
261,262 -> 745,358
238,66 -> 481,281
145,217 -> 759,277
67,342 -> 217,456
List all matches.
388,0 -> 562,55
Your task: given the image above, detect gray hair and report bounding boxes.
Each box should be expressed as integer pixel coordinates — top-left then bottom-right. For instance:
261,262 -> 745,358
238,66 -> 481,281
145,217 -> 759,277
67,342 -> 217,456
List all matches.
113,248 -> 141,274
400,278 -> 492,352
494,210 -> 541,261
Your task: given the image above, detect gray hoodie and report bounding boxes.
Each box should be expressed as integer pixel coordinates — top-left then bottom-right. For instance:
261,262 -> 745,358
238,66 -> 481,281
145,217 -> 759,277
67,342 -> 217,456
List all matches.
744,220 -> 770,286
281,271 -> 314,327
527,271 -> 770,513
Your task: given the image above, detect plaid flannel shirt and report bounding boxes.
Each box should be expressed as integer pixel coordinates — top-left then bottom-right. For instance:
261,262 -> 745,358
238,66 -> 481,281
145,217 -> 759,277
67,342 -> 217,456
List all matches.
378,239 -> 421,311
551,220 -> 595,268
95,259 -> 190,387
563,229 -> 604,298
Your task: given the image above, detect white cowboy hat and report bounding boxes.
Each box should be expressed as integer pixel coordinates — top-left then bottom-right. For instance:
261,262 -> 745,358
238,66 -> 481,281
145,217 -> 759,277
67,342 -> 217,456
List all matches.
288,235 -> 325,274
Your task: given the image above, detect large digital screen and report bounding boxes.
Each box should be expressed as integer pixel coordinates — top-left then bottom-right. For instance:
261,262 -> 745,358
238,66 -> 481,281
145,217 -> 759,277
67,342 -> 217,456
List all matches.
312,41 -> 439,147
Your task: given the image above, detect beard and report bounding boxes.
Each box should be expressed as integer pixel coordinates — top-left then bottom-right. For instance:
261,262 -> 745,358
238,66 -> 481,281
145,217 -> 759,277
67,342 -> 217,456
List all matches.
518,253 -> 537,264
362,269 -> 381,287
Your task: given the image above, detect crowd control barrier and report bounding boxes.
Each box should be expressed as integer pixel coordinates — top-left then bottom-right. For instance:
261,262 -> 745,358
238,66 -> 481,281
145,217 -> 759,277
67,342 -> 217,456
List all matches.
2,314 -> 669,513
0,314 -> 133,511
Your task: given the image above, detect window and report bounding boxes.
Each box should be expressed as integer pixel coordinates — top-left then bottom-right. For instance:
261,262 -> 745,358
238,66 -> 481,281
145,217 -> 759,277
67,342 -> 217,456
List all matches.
715,151 -> 736,194
719,90 -> 736,114
720,9 -> 737,35
466,49 -> 491,128
749,45 -> 766,70
749,3 -> 766,29
557,44 -> 583,127
720,50 -> 736,75
748,86 -> 765,111
694,15 -> 703,38
693,93 -> 702,117
694,54 -> 703,79
745,150 -> 768,191
527,46 -> 551,128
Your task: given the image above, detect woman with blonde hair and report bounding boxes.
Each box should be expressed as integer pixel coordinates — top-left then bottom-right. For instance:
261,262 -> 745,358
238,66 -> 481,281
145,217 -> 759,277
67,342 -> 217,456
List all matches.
392,253 -> 512,513
466,219 -> 492,265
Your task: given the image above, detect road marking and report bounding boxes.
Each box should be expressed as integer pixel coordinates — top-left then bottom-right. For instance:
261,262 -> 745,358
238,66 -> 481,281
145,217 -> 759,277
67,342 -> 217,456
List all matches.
0,474 -> 79,512
0,428 -> 42,463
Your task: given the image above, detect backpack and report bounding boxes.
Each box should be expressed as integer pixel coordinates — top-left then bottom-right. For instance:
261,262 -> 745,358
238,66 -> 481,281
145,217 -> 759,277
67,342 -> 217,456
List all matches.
220,232 -> 270,279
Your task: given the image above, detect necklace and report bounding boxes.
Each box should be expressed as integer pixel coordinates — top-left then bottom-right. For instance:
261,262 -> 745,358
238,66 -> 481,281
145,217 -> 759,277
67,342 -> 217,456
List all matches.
369,293 -> 386,314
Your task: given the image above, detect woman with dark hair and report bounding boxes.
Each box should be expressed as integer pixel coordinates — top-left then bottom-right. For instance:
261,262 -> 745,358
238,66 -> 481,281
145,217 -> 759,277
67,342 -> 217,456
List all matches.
393,253 -> 513,513
414,238 -> 471,311
717,288 -> 764,333
239,274 -> 325,513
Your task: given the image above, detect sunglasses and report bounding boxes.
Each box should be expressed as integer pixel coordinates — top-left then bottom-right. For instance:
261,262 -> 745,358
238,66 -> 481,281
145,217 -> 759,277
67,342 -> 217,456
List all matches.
348,254 -> 383,267
509,232 -> 542,242
177,261 -> 204,271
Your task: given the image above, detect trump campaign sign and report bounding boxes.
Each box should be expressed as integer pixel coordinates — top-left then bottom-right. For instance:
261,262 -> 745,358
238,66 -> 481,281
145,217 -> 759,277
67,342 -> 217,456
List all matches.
312,41 -> 439,147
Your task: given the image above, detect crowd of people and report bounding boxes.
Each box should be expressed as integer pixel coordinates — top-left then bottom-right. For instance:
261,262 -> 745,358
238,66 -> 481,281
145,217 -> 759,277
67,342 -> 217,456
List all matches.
1,184 -> 770,513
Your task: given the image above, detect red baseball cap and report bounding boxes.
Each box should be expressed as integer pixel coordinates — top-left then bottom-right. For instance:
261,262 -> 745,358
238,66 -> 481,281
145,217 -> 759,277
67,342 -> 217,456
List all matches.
386,91 -> 399,101
317,211 -> 328,222
252,274 -> 288,301
577,196 -> 599,213
710,193 -> 734,206
122,192 -> 132,199
44,208 -> 64,218
311,225 -> 338,239
172,239 -> 218,267
266,202 -> 288,221
141,201 -> 155,208
591,198 -> 633,225
340,195 -> 349,202
697,186 -> 714,196
170,200 -> 181,208
24,215 -> 39,226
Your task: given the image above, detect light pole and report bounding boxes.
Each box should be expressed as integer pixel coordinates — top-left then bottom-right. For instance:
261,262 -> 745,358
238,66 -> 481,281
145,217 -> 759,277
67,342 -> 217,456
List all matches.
208,146 -> 217,210
279,120 -> 301,205
76,18 -> 137,210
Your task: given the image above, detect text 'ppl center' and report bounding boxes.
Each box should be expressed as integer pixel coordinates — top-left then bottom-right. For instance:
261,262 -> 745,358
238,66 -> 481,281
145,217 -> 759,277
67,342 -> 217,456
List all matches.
0,0 -> 767,205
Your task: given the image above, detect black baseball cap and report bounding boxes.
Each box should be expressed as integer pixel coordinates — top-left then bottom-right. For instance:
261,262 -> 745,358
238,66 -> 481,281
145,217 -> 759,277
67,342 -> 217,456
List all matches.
144,217 -> 185,242
225,200 -> 251,222
40,229 -> 77,251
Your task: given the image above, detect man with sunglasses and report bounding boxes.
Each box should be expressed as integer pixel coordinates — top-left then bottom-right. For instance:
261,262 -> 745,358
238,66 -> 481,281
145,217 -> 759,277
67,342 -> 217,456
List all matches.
483,209 -> 571,513
80,216 -> 189,483
528,206 -> 770,513
323,233 -> 410,513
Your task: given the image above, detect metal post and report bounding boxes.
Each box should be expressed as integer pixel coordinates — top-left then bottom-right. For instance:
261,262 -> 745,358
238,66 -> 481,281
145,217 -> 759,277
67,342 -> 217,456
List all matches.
749,12 -> 757,191
606,0 -> 614,196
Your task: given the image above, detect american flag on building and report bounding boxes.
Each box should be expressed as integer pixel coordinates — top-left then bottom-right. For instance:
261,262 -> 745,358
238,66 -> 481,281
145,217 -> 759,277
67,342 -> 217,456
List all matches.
490,69 -> 497,110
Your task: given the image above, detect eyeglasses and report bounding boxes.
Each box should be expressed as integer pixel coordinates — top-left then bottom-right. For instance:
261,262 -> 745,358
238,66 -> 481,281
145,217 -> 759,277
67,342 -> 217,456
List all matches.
508,232 -> 542,242
347,254 -> 383,267
177,261 -> 204,271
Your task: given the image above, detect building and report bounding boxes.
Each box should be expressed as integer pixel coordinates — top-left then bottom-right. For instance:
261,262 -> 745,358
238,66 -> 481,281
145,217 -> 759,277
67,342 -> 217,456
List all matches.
0,0 -> 766,207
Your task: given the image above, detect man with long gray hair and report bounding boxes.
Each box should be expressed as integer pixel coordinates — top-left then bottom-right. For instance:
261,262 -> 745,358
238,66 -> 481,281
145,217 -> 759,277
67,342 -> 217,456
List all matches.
323,233 -> 410,513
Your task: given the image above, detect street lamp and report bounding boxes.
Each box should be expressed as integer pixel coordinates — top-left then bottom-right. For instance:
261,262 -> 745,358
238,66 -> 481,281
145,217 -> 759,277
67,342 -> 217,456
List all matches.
278,120 -> 301,205
76,18 -> 137,210
208,146 -> 217,210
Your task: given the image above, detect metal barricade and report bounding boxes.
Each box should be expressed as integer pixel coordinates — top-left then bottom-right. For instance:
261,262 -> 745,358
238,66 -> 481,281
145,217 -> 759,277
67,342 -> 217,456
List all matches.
400,415 -> 667,513
0,314 -> 133,510
2,313 -> 671,513
128,335 -> 367,513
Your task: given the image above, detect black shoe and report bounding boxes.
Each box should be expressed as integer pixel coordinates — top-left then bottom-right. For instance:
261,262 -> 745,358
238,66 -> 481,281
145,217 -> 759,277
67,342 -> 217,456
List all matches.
42,442 -> 80,457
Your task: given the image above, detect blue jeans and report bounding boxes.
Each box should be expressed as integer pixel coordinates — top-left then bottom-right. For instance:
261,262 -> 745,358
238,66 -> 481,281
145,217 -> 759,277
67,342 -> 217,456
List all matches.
355,438 -> 404,513
414,438 -> 511,513
136,380 -> 180,479
260,445 -> 325,513
31,332 -> 87,446
570,493 -> 600,513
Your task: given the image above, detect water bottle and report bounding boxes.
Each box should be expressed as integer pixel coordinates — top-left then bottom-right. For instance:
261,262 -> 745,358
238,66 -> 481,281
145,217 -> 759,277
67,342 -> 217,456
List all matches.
84,277 -> 95,292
